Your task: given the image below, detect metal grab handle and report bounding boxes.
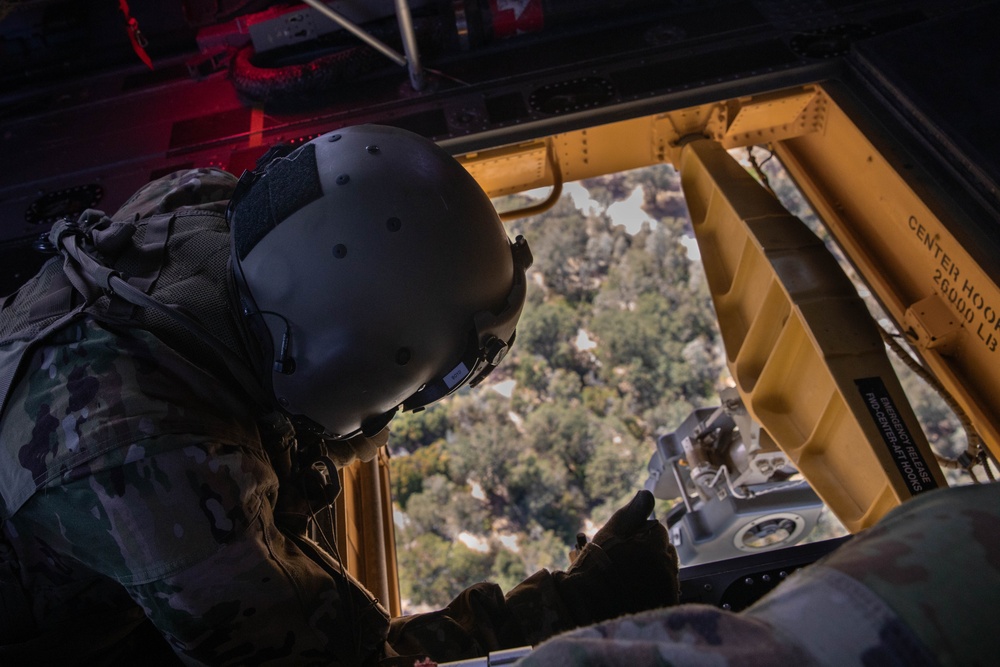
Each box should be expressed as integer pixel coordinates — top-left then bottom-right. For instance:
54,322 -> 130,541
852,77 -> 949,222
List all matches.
499,140 -> 564,222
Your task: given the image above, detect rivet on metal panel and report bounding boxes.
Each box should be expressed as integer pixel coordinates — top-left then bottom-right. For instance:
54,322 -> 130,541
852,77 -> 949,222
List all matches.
724,89 -> 817,142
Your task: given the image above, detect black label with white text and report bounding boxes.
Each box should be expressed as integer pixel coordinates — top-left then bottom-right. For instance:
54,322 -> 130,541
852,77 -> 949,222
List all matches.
855,376 -> 938,495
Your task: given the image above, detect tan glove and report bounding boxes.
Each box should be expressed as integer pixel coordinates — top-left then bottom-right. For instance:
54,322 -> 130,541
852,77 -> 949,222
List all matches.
553,490 -> 680,626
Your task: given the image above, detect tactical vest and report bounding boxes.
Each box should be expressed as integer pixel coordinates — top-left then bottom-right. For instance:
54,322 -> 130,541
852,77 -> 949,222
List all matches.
0,207 -> 267,463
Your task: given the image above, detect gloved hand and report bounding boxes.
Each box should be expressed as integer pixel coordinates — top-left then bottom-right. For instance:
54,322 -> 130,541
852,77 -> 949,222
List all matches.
554,490 -> 679,625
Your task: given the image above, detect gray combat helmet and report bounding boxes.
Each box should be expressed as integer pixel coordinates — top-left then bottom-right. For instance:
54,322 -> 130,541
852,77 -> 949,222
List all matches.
229,125 -> 532,440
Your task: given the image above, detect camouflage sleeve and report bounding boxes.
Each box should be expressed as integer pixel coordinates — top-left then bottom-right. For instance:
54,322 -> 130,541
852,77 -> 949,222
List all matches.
519,483 -> 1000,666
808,482 -> 1000,666
7,439 -> 391,666
386,569 -> 581,663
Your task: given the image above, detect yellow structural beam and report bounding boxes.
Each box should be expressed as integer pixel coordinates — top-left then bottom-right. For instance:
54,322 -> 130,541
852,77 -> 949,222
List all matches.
337,453 -> 402,617
678,138 -> 948,532
774,87 -> 1000,462
456,85 -> 828,199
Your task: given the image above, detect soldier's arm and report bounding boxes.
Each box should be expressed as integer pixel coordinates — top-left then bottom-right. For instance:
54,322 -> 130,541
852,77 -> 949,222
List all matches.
518,483 -> 999,666
386,492 -> 680,663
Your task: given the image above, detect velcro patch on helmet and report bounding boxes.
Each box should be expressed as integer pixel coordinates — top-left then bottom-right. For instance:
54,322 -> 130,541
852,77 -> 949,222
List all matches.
233,143 -> 323,260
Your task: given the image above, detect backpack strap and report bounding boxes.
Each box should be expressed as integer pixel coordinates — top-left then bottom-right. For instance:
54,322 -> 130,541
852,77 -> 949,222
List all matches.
1,206 -> 274,473
0,253 -> 85,447
101,270 -> 273,410
97,211 -> 171,320
52,212 -> 273,412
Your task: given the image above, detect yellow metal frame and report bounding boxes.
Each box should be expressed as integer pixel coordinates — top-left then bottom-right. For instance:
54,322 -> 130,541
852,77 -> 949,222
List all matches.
456,85 -> 829,198
337,452 -> 402,616
773,89 -> 1000,460
453,82 -> 998,531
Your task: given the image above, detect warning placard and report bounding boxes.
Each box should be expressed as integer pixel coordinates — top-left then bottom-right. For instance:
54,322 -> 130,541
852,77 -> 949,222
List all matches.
855,377 -> 939,495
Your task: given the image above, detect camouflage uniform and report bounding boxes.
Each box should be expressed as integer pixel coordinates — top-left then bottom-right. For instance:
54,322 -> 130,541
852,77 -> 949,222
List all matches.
0,169 -> 385,665
519,481 -> 1000,666
0,170 -> 678,665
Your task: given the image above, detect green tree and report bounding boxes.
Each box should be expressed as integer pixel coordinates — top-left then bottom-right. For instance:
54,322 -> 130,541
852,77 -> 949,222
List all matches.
404,474 -> 459,539
389,440 -> 449,510
389,403 -> 452,454
517,525 -> 571,573
511,197 -> 592,302
511,355 -> 551,412
584,430 -> 645,504
397,532 -> 495,608
490,547 -> 528,594
545,368 -> 587,404
523,404 -> 600,490
403,474 -> 491,539
505,450 -> 587,539
445,393 -> 523,513
588,219 -> 724,427
515,297 -> 581,370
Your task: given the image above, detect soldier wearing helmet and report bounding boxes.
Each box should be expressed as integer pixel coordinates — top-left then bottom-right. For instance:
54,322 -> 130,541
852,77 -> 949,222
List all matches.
0,125 -> 680,664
